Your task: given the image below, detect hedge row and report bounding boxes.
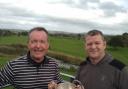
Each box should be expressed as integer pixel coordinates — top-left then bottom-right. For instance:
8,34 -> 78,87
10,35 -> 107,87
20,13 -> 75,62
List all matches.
0,44 -> 83,65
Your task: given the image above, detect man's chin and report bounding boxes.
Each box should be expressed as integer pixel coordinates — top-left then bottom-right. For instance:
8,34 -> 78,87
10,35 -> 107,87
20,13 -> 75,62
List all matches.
35,56 -> 44,59
33,55 -> 44,59
33,57 -> 44,63
89,54 -> 99,59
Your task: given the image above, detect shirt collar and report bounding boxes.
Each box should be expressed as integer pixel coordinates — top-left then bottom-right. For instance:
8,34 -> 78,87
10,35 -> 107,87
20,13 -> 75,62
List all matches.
27,51 -> 49,67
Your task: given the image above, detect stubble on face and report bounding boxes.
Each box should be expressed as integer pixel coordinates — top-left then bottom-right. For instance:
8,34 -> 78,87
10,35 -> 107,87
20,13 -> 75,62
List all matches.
85,35 -> 106,64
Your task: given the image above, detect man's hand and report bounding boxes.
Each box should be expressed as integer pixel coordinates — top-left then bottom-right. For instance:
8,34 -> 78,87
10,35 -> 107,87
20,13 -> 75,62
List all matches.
75,85 -> 85,89
48,81 -> 57,89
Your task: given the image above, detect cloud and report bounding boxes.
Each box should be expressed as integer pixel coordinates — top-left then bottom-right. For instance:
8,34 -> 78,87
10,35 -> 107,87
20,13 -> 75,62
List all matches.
99,1 -> 127,17
0,0 -> 127,35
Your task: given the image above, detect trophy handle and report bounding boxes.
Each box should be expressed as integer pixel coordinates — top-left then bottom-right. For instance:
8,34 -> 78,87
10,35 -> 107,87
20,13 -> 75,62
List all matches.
72,80 -> 85,89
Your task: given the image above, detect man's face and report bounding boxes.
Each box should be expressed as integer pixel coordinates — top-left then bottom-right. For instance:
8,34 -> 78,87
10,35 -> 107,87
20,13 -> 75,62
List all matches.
85,34 -> 106,60
28,30 -> 49,63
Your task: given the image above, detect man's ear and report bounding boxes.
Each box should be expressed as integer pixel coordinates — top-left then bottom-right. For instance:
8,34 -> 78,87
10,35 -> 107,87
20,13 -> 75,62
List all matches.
103,41 -> 107,48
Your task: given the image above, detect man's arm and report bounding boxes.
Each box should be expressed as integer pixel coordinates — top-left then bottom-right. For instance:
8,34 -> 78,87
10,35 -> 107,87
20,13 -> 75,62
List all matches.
119,66 -> 128,89
0,62 -> 14,88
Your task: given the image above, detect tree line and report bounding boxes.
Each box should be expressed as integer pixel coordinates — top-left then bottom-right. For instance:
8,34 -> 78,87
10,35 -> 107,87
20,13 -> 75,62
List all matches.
0,29 -> 128,47
107,32 -> 128,47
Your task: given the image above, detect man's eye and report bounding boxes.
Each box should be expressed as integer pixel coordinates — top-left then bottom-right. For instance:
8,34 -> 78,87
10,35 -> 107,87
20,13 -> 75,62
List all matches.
95,42 -> 101,45
31,40 -> 37,44
30,40 -> 47,44
40,40 -> 47,43
87,43 -> 92,46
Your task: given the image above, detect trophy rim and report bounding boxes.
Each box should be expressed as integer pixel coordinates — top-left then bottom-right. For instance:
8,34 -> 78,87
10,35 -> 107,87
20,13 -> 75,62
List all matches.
55,82 -> 76,89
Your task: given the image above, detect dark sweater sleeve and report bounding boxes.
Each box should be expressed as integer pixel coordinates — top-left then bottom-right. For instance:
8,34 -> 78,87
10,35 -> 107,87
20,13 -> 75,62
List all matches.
119,66 -> 128,89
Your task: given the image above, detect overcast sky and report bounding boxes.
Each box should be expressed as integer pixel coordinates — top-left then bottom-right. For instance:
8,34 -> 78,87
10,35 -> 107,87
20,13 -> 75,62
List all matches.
0,0 -> 128,35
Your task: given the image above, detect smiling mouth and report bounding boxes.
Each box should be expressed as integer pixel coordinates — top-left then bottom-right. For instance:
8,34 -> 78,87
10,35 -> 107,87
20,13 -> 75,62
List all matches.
35,51 -> 42,53
34,49 -> 43,52
90,50 -> 97,53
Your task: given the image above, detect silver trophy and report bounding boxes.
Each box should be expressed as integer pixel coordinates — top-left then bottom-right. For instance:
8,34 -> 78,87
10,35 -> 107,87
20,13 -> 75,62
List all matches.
55,80 -> 84,89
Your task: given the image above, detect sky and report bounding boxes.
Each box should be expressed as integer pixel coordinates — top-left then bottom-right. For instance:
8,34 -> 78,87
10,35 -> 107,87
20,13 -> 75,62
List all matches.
0,0 -> 128,35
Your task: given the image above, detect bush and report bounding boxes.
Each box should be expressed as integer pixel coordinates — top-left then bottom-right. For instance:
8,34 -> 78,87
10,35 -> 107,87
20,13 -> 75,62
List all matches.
0,44 -> 27,55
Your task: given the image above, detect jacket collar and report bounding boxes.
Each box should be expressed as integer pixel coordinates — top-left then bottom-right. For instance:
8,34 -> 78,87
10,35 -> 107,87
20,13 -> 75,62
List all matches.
86,53 -> 113,65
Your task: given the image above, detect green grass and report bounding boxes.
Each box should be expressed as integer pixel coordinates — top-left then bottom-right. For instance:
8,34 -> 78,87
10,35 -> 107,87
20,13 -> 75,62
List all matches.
49,36 -> 85,58
0,55 -> 15,67
0,35 -> 27,45
61,75 -> 73,81
0,57 -> 9,67
107,47 -> 128,64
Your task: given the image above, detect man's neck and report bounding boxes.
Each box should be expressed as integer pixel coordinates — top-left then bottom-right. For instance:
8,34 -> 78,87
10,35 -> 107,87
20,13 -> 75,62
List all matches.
90,53 -> 105,65
91,59 -> 101,65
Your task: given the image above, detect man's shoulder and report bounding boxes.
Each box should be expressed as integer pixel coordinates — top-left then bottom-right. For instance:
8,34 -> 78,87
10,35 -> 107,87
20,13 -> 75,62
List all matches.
109,59 -> 126,71
79,60 -> 88,66
9,55 -> 27,63
45,56 -> 58,64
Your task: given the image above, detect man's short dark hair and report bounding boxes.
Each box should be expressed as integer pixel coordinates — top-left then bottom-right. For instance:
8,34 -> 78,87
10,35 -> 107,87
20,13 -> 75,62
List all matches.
85,29 -> 105,41
28,27 -> 48,36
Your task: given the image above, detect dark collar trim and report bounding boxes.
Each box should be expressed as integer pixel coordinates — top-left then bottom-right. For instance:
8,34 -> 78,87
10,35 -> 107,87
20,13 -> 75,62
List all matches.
27,51 -> 49,67
85,53 -> 113,65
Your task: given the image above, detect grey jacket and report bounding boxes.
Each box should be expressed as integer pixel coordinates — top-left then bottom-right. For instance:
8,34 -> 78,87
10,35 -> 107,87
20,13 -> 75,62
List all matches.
75,53 -> 128,89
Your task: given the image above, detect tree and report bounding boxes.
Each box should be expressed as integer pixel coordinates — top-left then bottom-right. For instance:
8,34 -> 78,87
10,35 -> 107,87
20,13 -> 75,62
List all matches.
122,32 -> 128,47
108,33 -> 128,48
108,35 -> 123,48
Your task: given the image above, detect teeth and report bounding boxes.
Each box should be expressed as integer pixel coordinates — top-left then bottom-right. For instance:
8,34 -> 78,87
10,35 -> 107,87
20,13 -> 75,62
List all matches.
36,50 -> 41,52
34,50 -> 41,52
34,49 -> 42,51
